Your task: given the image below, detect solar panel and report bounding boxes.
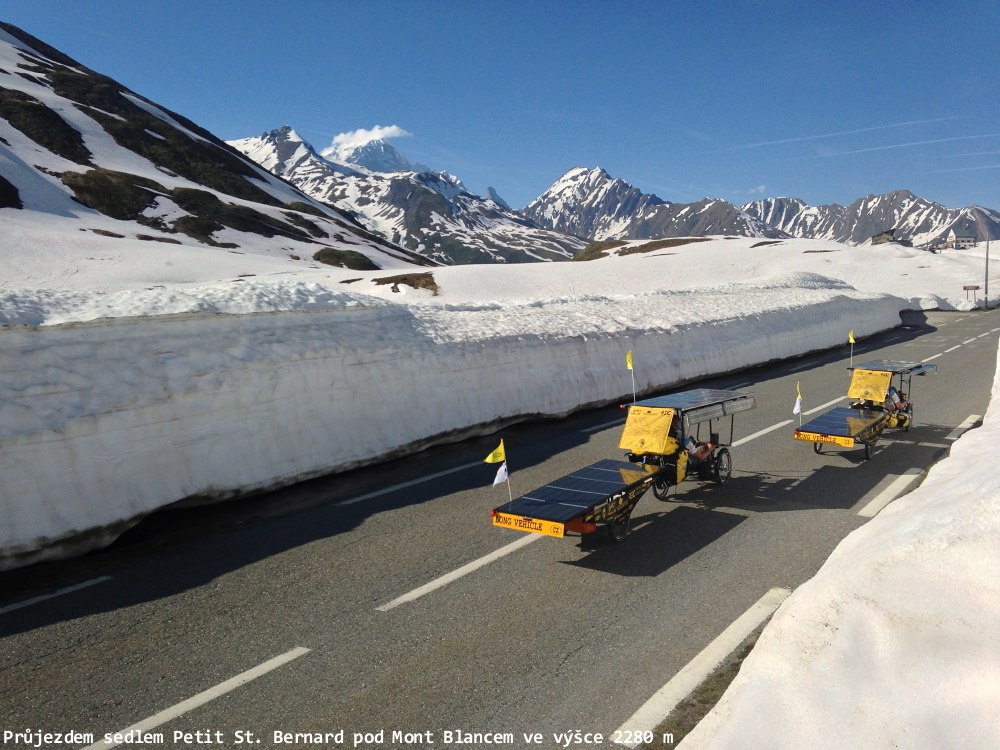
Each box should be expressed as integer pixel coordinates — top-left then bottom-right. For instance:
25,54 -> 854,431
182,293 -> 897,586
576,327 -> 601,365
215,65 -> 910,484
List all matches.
798,407 -> 884,439
635,388 -> 748,410
633,388 -> 756,424
496,459 -> 656,522
850,360 -> 937,376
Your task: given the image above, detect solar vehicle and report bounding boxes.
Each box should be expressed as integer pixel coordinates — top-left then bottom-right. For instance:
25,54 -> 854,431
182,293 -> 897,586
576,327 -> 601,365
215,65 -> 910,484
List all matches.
619,388 -> 757,500
793,360 -> 937,459
490,388 -> 756,542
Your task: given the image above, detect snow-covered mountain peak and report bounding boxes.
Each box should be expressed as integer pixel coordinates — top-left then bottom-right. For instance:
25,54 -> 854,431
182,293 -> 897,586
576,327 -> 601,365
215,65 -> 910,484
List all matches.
229,126 -> 362,178
0,23 -> 427,271
485,187 -> 510,210
230,128 -> 587,264
741,190 -> 1000,246
320,137 -> 429,174
524,166 -> 789,242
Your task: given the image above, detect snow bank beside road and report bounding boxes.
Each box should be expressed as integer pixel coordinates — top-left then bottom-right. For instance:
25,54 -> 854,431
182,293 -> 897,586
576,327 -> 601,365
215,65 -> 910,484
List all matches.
0,275 -> 901,568
680,347 -> 1000,750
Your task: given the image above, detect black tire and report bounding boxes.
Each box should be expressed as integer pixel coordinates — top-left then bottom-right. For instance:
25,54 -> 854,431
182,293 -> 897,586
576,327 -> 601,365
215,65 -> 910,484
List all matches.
652,477 -> 671,500
605,519 -> 629,543
813,443 -> 823,454
713,448 -> 732,484
864,442 -> 874,460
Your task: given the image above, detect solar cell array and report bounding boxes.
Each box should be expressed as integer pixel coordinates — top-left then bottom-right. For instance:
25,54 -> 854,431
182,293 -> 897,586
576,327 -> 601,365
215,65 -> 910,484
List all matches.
496,459 -> 655,522
797,407 -> 884,438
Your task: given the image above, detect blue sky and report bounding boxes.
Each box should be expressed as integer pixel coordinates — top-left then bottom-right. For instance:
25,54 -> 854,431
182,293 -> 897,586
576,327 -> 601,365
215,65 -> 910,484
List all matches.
4,0 -> 998,210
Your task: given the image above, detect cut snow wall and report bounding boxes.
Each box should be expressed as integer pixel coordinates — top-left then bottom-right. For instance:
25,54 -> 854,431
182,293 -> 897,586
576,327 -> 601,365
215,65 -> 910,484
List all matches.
0,287 -> 901,568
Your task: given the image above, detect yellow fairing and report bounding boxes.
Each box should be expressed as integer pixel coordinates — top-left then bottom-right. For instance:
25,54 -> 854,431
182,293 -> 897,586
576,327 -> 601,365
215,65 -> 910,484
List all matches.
847,369 -> 892,402
616,464 -> 659,484
619,406 -> 676,455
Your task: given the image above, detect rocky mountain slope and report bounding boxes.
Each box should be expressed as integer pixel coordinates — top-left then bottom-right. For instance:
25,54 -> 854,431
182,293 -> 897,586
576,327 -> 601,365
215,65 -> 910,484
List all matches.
523,167 -> 787,241
0,23 -> 429,272
525,167 -> 999,248
742,191 -> 1000,246
230,127 -> 588,264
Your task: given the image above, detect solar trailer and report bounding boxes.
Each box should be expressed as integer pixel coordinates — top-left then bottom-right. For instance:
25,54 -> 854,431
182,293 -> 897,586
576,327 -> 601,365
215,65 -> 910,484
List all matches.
793,406 -> 888,460
490,388 -> 756,543
794,359 -> 937,459
491,459 -> 664,543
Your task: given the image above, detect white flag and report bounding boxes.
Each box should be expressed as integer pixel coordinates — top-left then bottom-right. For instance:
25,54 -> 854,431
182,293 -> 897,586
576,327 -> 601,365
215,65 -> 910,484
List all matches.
493,461 -> 508,486
793,395 -> 801,415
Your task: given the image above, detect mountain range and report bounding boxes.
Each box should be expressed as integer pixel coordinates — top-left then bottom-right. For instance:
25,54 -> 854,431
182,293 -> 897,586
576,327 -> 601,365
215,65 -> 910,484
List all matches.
1,20 -> 997,274
524,167 -> 1000,249
522,167 -> 785,241
233,134 -> 1000,261
228,127 -> 587,264
741,192 -> 1000,247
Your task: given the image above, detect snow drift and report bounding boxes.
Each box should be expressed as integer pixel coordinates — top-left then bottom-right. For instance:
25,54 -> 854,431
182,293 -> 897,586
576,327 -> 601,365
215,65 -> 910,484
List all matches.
0,272 -> 900,568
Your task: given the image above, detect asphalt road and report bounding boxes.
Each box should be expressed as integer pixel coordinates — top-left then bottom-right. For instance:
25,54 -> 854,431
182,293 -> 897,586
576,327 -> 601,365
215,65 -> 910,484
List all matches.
2,308 -> 998,750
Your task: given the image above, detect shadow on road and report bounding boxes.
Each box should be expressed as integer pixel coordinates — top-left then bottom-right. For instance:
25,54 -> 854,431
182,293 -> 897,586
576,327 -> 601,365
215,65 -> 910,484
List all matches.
0,309 -> 966,634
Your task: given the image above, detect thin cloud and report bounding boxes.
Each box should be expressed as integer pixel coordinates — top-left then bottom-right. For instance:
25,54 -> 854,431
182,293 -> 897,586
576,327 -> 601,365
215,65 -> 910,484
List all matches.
928,150 -> 1000,158
321,125 -> 411,156
710,117 -> 961,153
916,164 -> 1000,175
816,134 -> 1000,158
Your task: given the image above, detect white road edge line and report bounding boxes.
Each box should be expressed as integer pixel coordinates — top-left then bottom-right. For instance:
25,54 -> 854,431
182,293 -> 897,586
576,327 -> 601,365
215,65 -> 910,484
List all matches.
731,420 -> 793,447
787,362 -> 812,373
944,345 -> 962,353
377,535 -> 540,611
878,439 -> 950,449
857,469 -> 923,518
946,414 -> 981,441
82,647 -> 310,750
583,418 -> 625,433
962,337 -> 977,345
337,462 -> 482,507
0,576 -> 112,616
380,413 -> 798,611
922,353 -> 943,362
612,587 -> 792,748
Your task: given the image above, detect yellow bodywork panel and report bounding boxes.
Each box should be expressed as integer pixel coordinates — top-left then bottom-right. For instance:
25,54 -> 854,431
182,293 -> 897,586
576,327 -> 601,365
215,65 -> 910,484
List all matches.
847,369 -> 892,402
795,431 -> 855,447
492,512 -> 564,538
616,463 -> 659,484
619,406 -> 677,455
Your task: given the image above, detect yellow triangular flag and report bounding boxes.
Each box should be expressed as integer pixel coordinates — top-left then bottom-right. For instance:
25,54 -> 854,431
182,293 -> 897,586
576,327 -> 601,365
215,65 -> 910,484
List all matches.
848,329 -> 855,344
484,439 -> 506,464
626,350 -> 633,370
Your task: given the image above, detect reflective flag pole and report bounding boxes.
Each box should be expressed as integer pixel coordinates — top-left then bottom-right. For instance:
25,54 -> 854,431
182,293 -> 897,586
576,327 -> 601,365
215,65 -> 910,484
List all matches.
793,381 -> 802,426
626,350 -> 636,403
485,439 -> 512,504
848,329 -> 855,368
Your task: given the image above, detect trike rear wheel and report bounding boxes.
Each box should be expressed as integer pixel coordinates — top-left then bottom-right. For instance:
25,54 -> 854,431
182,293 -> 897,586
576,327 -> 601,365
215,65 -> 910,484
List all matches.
652,476 -> 671,500
605,519 -> 630,543
713,448 -> 732,484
